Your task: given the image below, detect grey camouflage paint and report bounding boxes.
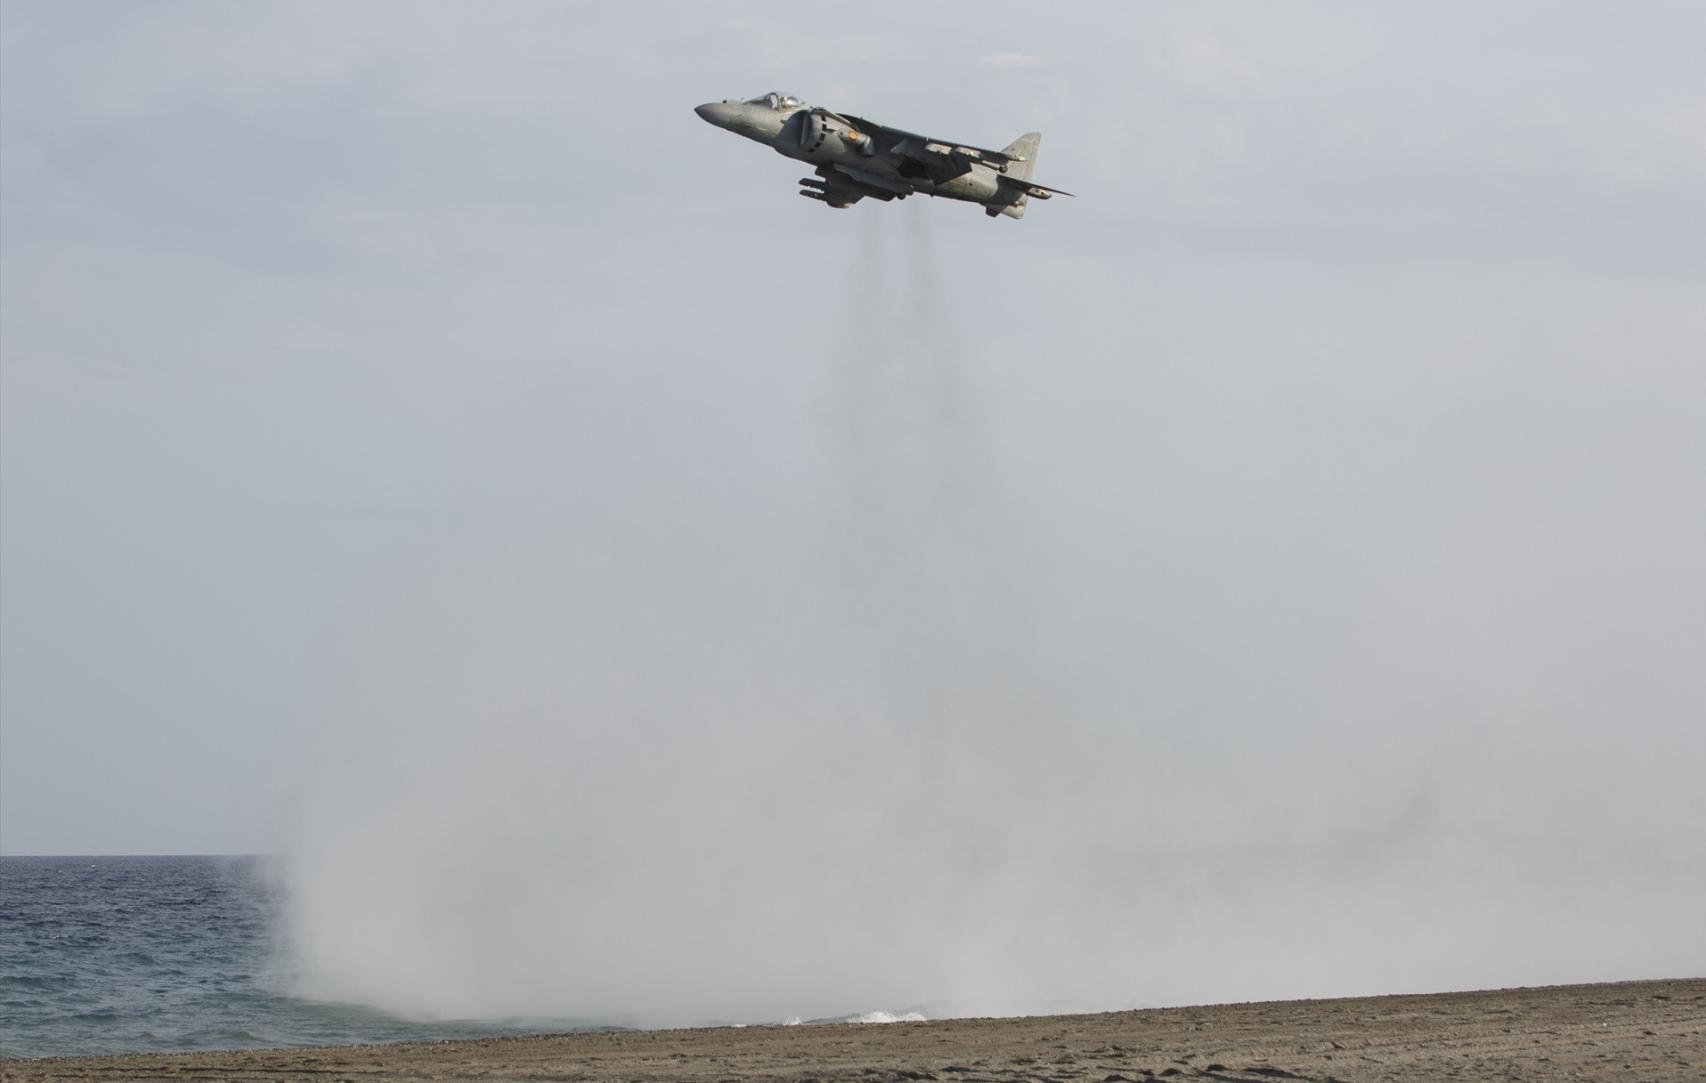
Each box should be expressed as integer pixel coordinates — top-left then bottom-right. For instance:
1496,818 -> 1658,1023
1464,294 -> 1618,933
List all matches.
694,93 -> 1070,219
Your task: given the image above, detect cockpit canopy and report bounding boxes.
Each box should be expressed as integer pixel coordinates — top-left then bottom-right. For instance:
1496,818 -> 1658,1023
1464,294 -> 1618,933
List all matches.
746,92 -> 805,110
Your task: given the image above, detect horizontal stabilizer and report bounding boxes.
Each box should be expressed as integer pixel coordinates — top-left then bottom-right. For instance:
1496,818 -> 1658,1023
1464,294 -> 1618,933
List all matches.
1002,176 -> 1075,198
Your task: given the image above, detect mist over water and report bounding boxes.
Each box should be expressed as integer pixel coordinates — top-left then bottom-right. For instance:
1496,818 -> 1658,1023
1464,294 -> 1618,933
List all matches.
283,210 -> 1705,1028
285,210 -> 1056,1025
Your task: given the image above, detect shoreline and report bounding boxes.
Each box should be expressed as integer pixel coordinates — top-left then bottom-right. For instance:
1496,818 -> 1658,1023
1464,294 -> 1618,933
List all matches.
7,977 -> 1703,1081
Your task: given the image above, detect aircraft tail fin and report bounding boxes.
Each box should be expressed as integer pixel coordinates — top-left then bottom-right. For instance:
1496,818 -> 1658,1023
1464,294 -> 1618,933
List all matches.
994,132 -> 1041,219
1001,132 -> 1040,182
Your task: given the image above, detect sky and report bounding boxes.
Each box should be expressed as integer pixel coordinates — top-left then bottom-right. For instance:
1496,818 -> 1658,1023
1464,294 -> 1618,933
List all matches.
3,0 -> 1704,1021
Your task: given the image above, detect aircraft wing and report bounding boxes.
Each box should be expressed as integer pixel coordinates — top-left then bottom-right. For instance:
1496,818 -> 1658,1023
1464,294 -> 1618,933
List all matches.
840,114 -> 1027,172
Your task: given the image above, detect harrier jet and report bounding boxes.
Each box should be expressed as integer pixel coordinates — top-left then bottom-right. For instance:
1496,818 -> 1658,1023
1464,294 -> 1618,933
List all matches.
694,92 -> 1073,220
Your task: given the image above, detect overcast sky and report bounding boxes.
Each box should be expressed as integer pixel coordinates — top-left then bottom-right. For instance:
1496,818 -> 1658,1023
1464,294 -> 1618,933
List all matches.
3,0 -> 1703,879
6,0 -> 1705,1020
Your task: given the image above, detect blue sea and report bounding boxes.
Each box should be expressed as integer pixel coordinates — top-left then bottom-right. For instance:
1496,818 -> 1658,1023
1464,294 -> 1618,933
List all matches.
0,856 -> 596,1059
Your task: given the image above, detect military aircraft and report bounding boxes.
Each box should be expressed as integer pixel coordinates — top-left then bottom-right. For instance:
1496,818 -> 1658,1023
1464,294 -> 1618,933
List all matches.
694,92 -> 1073,220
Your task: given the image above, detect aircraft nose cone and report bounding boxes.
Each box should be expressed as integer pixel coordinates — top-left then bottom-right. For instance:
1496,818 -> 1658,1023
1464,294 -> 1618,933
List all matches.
695,101 -> 739,128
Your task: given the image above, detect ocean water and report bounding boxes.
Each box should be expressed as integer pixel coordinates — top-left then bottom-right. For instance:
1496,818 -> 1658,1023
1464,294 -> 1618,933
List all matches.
0,856 -> 596,1059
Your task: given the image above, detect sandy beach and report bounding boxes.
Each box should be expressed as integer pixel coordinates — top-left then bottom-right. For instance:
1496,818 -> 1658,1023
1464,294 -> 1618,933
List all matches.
6,978 -> 1701,1082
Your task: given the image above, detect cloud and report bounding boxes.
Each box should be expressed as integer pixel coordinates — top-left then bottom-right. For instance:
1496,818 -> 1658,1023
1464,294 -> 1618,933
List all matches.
724,16 -> 898,66
981,51 -> 1047,68
1165,27 -> 1257,90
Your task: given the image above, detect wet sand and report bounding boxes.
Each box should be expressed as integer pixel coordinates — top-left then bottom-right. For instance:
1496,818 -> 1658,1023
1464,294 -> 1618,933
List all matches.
7,978 -> 1702,1082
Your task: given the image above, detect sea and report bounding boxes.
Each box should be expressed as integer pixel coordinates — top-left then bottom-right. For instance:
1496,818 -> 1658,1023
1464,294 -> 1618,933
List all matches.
0,855 -> 595,1060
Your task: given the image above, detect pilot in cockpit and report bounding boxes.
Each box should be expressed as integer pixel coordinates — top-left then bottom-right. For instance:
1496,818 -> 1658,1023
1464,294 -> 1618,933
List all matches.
746,92 -> 805,110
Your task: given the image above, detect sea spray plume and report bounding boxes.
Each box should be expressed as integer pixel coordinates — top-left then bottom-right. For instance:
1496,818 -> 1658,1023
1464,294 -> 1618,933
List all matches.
280,212 -> 1049,1026
280,214 -> 1706,1028
814,207 -> 1050,1009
